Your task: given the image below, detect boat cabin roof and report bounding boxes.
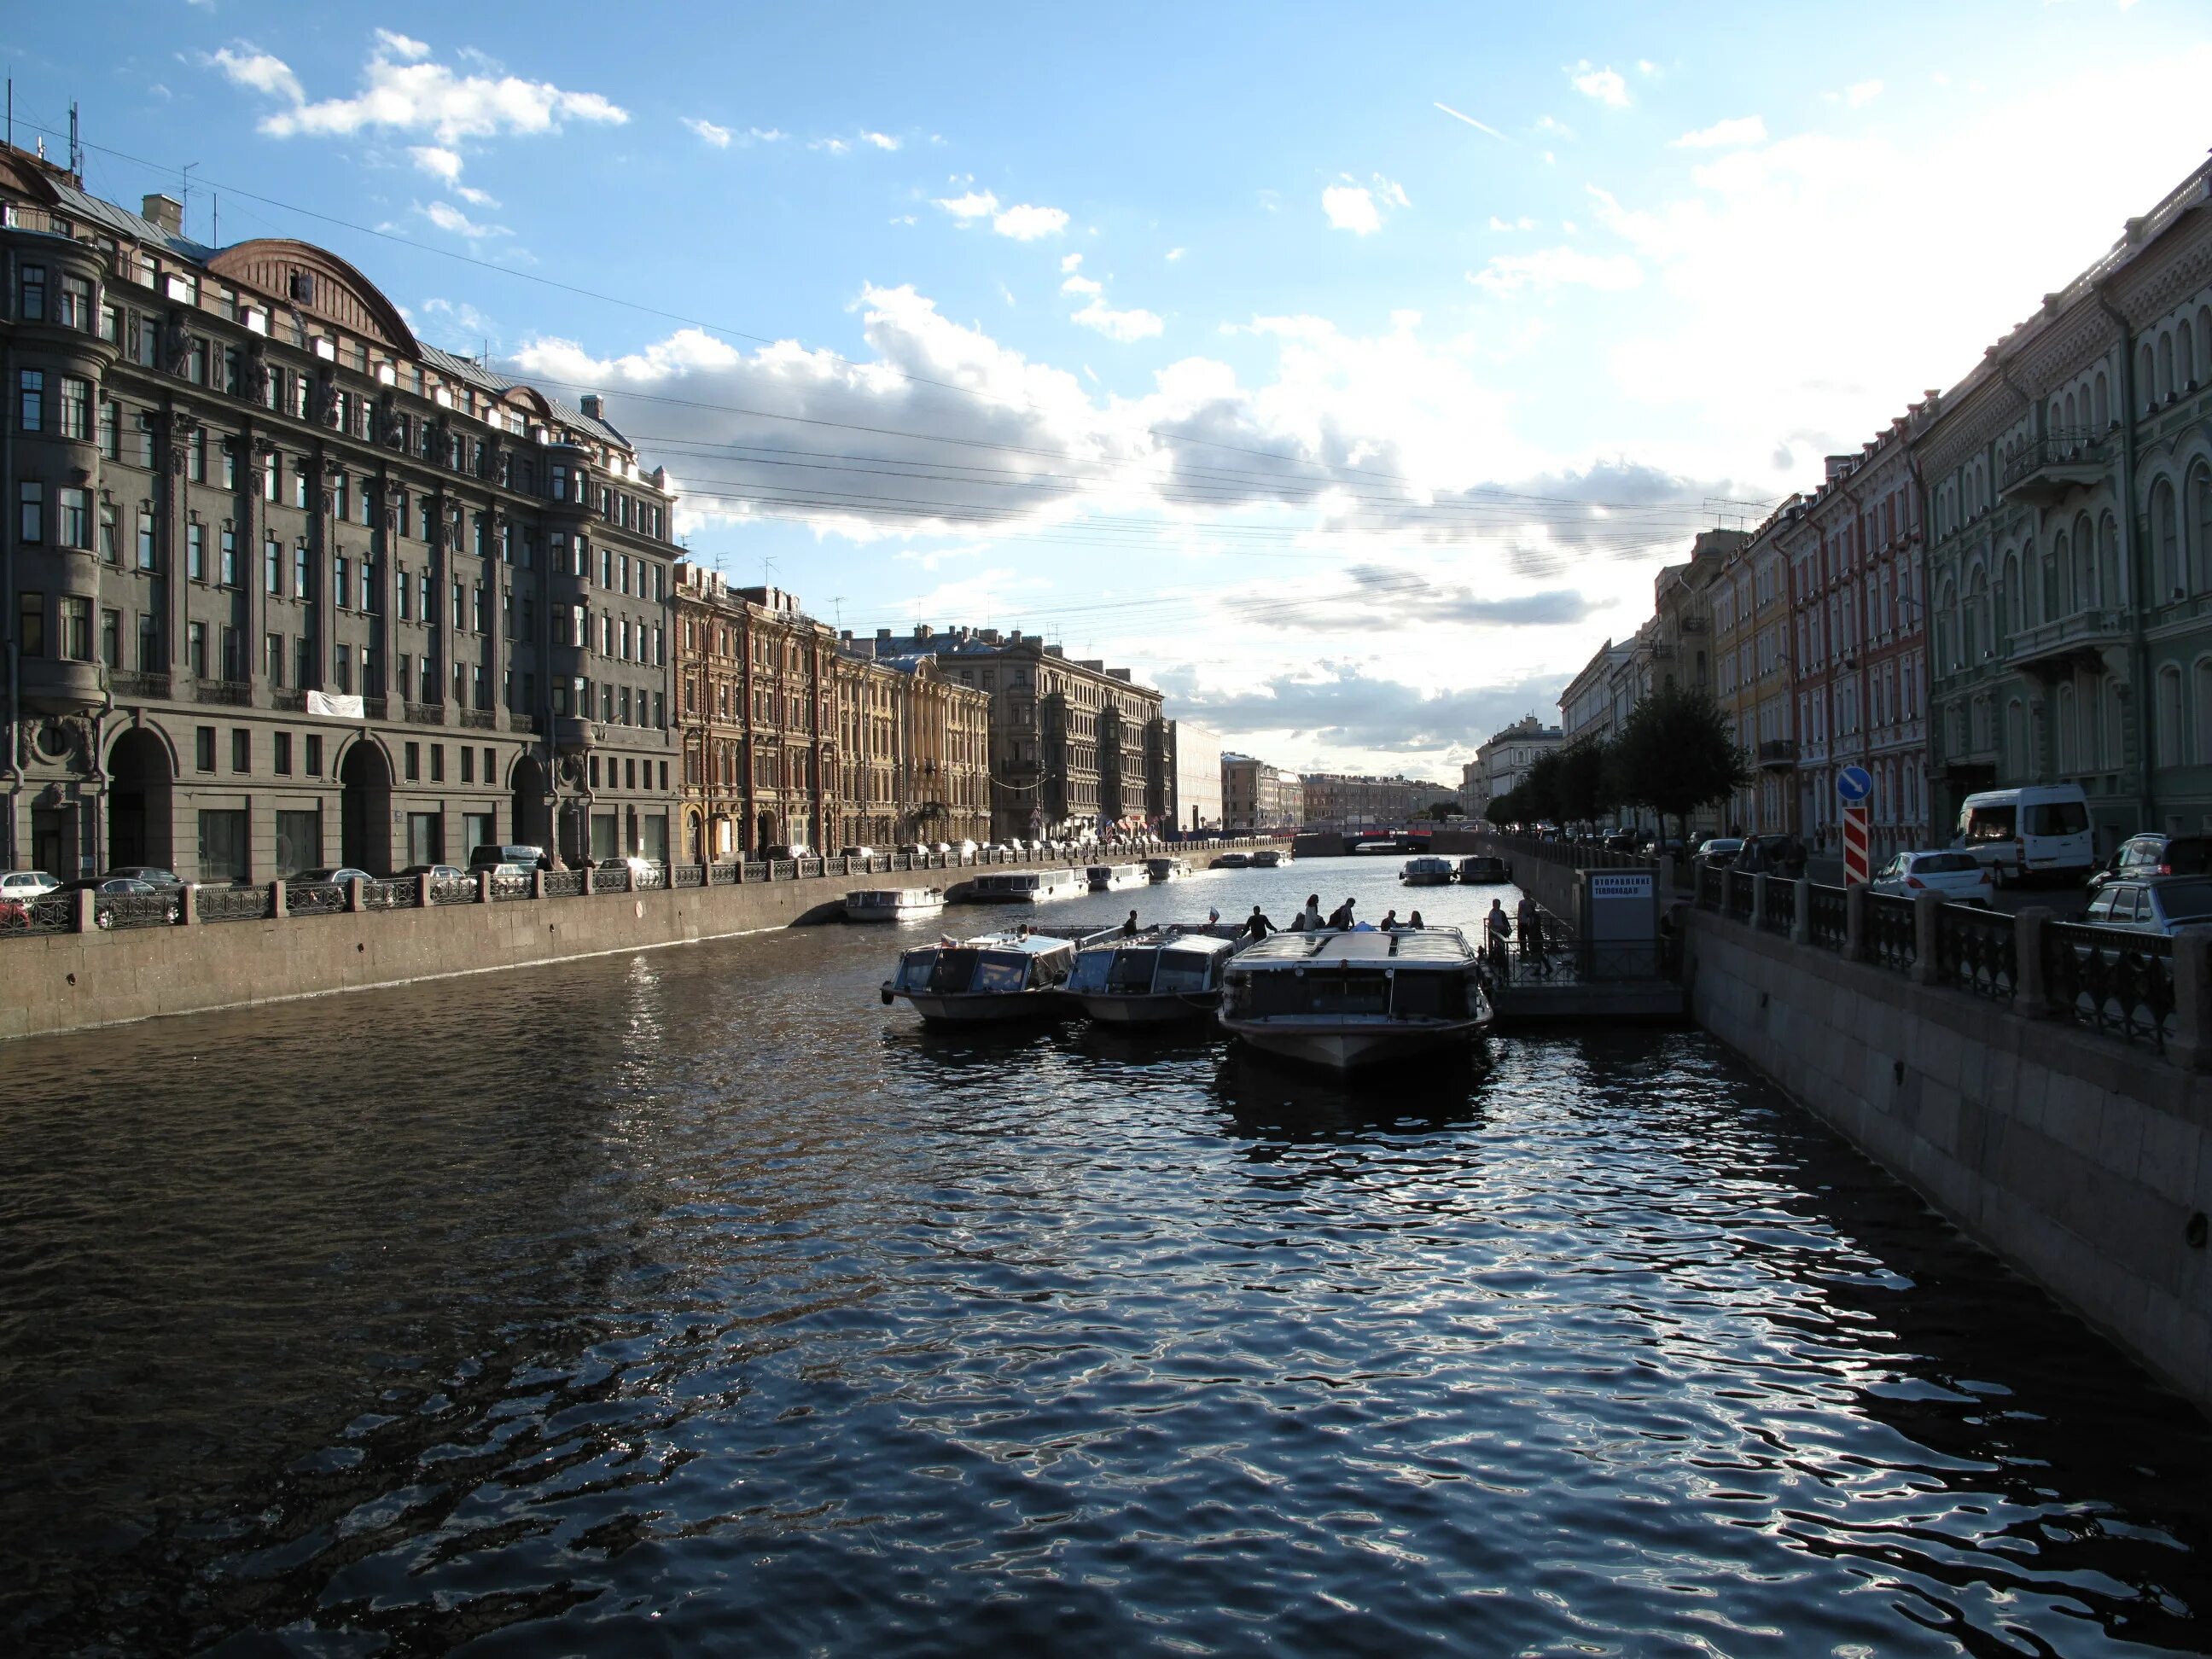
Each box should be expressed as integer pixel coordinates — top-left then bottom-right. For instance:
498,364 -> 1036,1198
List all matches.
935,930 -> 1080,956
1235,927 -> 1473,966
1080,927 -> 1236,958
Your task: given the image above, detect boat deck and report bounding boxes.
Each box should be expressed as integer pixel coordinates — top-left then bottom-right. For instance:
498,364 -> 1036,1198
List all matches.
1237,927 -> 1473,965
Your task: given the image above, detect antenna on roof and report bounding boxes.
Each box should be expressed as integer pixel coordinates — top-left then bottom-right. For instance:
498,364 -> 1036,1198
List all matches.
211,192 -> 218,245
180,161 -> 198,236
68,100 -> 80,182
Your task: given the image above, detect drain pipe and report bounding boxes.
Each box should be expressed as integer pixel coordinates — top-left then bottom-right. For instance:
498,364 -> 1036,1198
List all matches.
3,287 -> 22,872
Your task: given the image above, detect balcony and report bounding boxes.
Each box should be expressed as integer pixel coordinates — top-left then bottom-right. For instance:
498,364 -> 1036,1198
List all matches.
109,669 -> 172,702
2005,608 -> 2129,678
1756,738 -> 1799,770
196,678 -> 252,707
460,707 -> 497,731
272,688 -> 306,713
403,700 -> 446,726
508,712 -> 542,735
1999,428 -> 2112,506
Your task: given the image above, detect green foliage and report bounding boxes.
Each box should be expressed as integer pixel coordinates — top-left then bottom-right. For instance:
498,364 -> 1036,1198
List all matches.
1608,683 -> 1749,842
1555,736 -> 1614,829
1483,790 -> 1519,827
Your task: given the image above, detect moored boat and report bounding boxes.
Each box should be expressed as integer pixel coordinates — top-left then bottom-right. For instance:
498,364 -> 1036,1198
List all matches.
1456,855 -> 1510,884
1145,856 -> 1194,882
1213,852 -> 1251,870
1065,925 -> 1243,1024
1086,861 -> 1148,893
1400,856 -> 1455,886
967,867 -> 1086,903
1251,848 -> 1291,869
844,886 -> 946,922
880,927 -> 1107,1024
1218,925 -> 1489,1071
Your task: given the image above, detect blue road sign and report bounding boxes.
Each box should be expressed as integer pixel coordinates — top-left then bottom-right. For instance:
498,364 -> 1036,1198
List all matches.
1836,765 -> 1873,803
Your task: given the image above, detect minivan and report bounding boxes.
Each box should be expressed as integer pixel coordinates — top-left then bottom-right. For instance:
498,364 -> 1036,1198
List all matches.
469,843 -> 550,871
1955,784 -> 2094,887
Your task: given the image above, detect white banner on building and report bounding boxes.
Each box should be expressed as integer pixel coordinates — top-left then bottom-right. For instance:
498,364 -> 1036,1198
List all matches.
306,691 -> 366,720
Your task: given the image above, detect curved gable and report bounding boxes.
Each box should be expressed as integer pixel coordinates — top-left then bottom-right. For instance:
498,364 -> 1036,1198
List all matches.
207,239 -> 418,355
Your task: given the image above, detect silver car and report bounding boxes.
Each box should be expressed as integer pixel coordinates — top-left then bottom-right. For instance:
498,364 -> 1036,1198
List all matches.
1870,850 -> 1996,905
2081,876 -> 2212,936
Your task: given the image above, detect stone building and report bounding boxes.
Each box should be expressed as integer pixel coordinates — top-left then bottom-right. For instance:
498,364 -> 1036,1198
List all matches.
1221,752 -> 1297,832
1147,718 -> 1223,833
851,625 -> 1163,841
1714,506 -> 1807,838
1559,639 -> 1634,749
1298,771 -> 1454,826
1466,715 -> 1563,818
1920,155 -> 2212,853
1,143 -> 678,881
672,567 -> 991,857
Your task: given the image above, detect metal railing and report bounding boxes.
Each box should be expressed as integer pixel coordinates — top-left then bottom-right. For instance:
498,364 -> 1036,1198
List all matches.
491,876 -> 533,901
1864,893 -> 1917,972
543,870 -> 585,898
635,867 -> 667,891
771,859 -> 796,881
672,864 -> 704,888
1760,876 -> 1796,938
196,679 -> 253,707
95,891 -> 183,930
429,876 -> 478,905
2041,921 -> 2174,1051
0,894 -> 78,934
1721,870 -> 1754,924
363,878 -> 421,910
1998,426 -> 2109,492
198,885 -> 274,923
285,881 -> 349,917
591,866 -> 630,894
1934,904 -> 2017,1004
742,861 -> 767,882
1804,883 -> 1848,952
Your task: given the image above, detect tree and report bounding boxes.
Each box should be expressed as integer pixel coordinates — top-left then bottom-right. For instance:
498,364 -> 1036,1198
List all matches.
1519,748 -> 1567,824
1554,736 -> 1614,832
1484,789 -> 1521,828
1608,682 -> 1749,848
1420,800 -> 1460,821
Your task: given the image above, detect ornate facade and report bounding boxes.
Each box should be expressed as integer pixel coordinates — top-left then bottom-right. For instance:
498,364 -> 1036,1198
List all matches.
2,144 -> 677,881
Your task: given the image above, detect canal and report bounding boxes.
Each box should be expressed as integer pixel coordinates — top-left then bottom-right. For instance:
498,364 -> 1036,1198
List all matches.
3,859 -> 2208,1654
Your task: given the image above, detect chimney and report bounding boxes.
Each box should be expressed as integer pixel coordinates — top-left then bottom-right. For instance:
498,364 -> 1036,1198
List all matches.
876,627 -> 893,641
142,194 -> 184,236
914,623 -> 934,640
579,393 -> 604,419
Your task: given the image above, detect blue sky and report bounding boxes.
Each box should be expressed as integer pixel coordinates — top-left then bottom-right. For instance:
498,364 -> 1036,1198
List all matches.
9,1 -> 2209,778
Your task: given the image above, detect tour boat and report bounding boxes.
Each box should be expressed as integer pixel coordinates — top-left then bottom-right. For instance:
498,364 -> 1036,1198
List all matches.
967,867 -> 1086,904
1457,856 -> 1510,885
844,886 -> 946,923
1352,841 -> 1398,855
1214,852 -> 1252,870
1400,856 -> 1456,886
1251,848 -> 1291,868
1086,862 -> 1148,893
1065,926 -> 1243,1025
880,927 -> 1107,1024
1145,856 -> 1194,882
1217,925 -> 1490,1071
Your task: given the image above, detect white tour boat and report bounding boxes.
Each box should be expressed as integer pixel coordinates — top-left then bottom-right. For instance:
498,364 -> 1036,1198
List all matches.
1086,861 -> 1149,893
1400,855 -> 1456,886
1217,925 -> 1490,1071
880,927 -> 1106,1024
1144,856 -> 1195,883
1213,852 -> 1252,870
1065,926 -> 1243,1025
966,867 -> 1087,904
843,886 -> 946,923
1251,848 -> 1292,869
1457,855 -> 1511,885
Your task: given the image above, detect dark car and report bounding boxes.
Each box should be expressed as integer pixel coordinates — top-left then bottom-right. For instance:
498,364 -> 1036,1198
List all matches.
469,843 -> 550,871
2086,833 -> 2210,900
2081,874 -> 2212,937
56,876 -> 181,927
104,864 -> 183,887
294,866 -> 376,886
396,864 -> 469,882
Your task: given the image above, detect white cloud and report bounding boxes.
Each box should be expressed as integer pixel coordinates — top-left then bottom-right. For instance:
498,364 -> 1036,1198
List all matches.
1469,246 -> 1643,294
682,116 -> 733,148
1671,115 -> 1767,149
208,30 -> 626,144
1842,78 -> 1883,108
1487,215 -> 1538,231
1534,114 -> 1575,138
1059,253 -> 1083,273
861,131 -> 900,150
407,143 -> 463,184
454,183 -> 498,207
1166,247 -> 1185,261
1375,175 -> 1410,209
812,137 -> 851,154
935,189 -> 998,220
1323,183 -> 1381,235
1569,61 -> 1629,106
417,200 -> 509,239
993,202 -> 1069,240
1071,300 -> 1163,341
1062,272 -> 1103,295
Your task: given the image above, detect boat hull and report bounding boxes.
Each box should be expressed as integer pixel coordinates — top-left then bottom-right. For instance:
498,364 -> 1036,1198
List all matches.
1086,872 -> 1148,892
845,899 -> 944,922
1221,1016 -> 1485,1070
1072,991 -> 1218,1025
902,991 -> 1070,1024
1400,873 -> 1452,886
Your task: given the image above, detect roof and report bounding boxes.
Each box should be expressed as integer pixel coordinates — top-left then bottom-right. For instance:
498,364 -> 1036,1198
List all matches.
1236,927 -> 1475,965
47,177 -> 214,261
418,345 -> 629,446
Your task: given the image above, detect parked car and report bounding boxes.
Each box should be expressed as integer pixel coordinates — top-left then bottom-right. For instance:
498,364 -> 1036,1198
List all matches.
0,870 -> 61,900
837,845 -> 877,859
950,840 -> 979,857
1870,850 -> 1996,905
105,864 -> 183,887
2081,876 -> 2212,936
56,876 -> 181,926
469,843 -> 550,871
1955,783 -> 2095,887
1694,837 -> 1744,867
295,866 -> 376,886
2086,833 -> 2211,900
395,864 -> 469,882
764,843 -> 811,860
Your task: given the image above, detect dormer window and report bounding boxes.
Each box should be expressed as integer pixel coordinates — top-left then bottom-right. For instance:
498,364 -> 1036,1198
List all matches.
289,271 -> 315,305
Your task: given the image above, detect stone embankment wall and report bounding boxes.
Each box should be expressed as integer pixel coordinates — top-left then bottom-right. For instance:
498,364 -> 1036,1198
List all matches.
1683,907 -> 2211,1418
0,843 -> 1267,1041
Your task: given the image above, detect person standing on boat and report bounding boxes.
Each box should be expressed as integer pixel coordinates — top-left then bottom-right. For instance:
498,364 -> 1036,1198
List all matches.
1121,910 -> 1140,937
1516,894 -> 1550,978
1327,897 -> 1356,929
1406,911 -> 1424,930
1379,909 -> 1400,930
1297,894 -> 1324,931
1484,899 -> 1512,965
1243,905 -> 1274,940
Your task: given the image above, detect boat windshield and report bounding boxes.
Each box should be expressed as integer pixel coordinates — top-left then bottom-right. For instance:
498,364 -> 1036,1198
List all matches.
1152,951 -> 1213,993
1107,949 -> 1160,993
1067,951 -> 1113,992
974,952 -> 1031,992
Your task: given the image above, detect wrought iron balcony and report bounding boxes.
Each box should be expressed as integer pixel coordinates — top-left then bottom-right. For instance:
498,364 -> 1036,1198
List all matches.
403,700 -> 445,725
1755,738 -> 1799,769
1999,428 -> 2112,505
195,678 -> 253,707
2005,608 -> 2130,678
109,670 -> 172,701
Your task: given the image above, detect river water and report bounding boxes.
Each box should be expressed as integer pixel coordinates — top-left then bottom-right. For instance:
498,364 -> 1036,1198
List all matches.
3,858 -> 2208,1656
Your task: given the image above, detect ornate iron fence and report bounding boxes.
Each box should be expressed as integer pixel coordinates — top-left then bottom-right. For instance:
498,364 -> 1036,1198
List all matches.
672,864 -> 704,888
1804,884 -> 1848,952
1760,876 -> 1796,937
1721,871 -> 1754,923
742,861 -> 767,882
285,881 -> 350,917
1935,905 -> 2017,1004
198,885 -> 275,923
798,857 -> 824,879
771,859 -> 796,881
635,867 -> 667,891
492,876 -> 533,902
0,893 -> 77,935
1864,893 -> 1917,971
591,866 -> 630,895
95,891 -> 183,930
430,877 -> 480,905
2042,922 -> 2174,1051
708,863 -> 738,886
363,878 -> 421,910
543,870 -> 586,898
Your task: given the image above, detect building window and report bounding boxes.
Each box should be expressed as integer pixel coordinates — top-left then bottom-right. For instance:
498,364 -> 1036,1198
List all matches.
405,741 -> 421,782
431,743 -> 445,783
231,728 -> 250,773
18,265 -> 44,320
274,731 -> 293,776
306,734 -> 323,776
137,509 -> 156,571
19,482 -> 43,544
187,620 -> 206,677
139,612 -> 160,671
294,636 -> 311,691
56,273 -> 89,330
294,544 -> 310,600
58,375 -> 89,439
187,521 -> 206,580
333,556 -> 349,612
331,643 -> 350,694
265,538 -> 281,594
195,726 -> 216,771
461,745 -> 475,784
220,527 -> 237,586
58,596 -> 91,661
397,564 -> 411,620
97,399 -> 118,459
266,633 -> 285,684
58,487 -> 89,550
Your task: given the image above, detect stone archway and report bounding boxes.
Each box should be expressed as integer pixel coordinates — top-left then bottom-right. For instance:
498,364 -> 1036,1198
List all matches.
510,753 -> 551,850
339,740 -> 394,873
108,727 -> 174,872
755,810 -> 777,853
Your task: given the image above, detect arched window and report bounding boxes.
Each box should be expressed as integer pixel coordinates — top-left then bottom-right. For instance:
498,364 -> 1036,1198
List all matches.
2199,306 -> 2212,384
2002,550 -> 2023,636
2093,370 -> 2110,430
2197,658 -> 2212,765
2055,684 -> 2076,773
1967,568 -> 1990,661
1936,578 -> 1958,670
2157,665 -> 2185,767
2099,511 -> 2122,609
2182,319 -> 2198,390
2191,462 -> 2212,594
2152,477 -> 2182,602
2157,334 -> 2175,404
2005,699 -> 2026,775
2139,344 -> 2157,413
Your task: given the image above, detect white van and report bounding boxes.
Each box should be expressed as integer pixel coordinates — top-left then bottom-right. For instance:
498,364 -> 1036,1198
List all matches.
1955,784 -> 2094,886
